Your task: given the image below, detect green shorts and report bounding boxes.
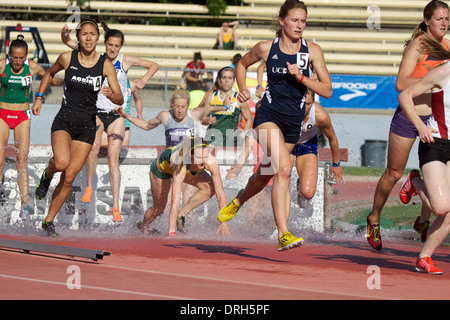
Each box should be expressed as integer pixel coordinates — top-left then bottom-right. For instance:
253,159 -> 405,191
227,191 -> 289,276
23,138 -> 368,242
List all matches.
150,159 -> 172,180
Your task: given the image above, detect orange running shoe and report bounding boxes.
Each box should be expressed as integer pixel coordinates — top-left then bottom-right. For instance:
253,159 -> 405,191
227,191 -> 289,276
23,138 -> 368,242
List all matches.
399,169 -> 420,204
81,187 -> 93,203
112,207 -> 122,222
416,257 -> 443,275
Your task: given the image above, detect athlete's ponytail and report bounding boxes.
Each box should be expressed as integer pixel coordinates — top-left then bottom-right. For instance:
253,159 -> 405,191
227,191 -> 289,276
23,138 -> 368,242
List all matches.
419,33 -> 450,61
101,21 -> 125,46
10,34 -> 28,52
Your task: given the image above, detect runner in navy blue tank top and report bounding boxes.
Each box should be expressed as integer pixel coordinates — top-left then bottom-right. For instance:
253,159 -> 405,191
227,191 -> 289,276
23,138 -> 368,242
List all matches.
218,0 -> 332,251
31,19 -> 123,237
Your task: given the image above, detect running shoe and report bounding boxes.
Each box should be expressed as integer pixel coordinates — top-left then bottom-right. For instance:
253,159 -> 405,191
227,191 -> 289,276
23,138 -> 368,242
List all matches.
177,215 -> 187,233
400,169 -> 420,204
35,168 -> 52,200
20,205 -> 29,220
366,213 -> 382,250
415,257 -> 443,275
218,189 -> 243,222
278,231 -> 304,251
42,219 -> 60,237
111,207 -> 122,222
136,221 -> 145,232
81,187 -> 93,203
413,217 -> 430,242
136,221 -> 160,235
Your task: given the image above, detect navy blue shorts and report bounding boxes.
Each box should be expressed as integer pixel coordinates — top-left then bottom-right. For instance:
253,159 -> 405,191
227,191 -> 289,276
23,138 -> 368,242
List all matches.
291,136 -> 318,157
253,104 -> 304,144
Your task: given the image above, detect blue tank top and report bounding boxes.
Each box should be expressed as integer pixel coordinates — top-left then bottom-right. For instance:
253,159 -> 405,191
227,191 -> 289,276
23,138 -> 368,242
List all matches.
262,38 -> 311,116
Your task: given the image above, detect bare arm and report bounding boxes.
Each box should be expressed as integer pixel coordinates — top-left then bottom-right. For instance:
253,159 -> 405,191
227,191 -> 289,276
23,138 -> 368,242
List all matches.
207,157 -> 227,210
315,103 -> 343,182
29,60 -> 64,86
114,108 -> 165,130
31,52 -> 68,115
61,24 -> 78,50
398,63 -> 450,143
102,59 -> 124,105
256,61 -> 266,98
396,38 -> 422,92
236,40 -> 272,103
123,55 -> 159,89
289,41 -> 332,99
130,81 -> 143,119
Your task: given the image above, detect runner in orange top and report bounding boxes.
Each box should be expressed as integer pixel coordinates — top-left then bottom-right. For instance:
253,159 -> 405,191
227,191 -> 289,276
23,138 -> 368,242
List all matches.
367,0 -> 450,250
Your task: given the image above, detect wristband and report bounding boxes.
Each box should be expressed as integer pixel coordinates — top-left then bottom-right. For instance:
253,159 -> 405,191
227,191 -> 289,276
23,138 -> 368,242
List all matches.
223,105 -> 229,110
169,232 -> 176,235
298,74 -> 305,82
137,112 -> 142,115
332,161 -> 340,167
35,92 -> 44,99
256,85 -> 263,89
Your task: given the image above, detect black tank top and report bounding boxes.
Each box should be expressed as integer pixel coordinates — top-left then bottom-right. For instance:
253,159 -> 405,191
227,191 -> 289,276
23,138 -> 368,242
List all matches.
62,50 -> 105,117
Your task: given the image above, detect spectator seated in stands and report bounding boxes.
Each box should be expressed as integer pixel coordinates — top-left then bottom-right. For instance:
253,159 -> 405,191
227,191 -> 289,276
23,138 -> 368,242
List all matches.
216,21 -> 240,50
183,52 -> 205,91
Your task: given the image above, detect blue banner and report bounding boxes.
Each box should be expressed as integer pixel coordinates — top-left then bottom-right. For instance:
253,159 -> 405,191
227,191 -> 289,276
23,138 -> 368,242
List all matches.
317,74 -> 398,109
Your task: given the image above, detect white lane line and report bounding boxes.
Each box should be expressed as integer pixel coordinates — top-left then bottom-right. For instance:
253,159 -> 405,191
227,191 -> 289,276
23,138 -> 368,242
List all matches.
0,274 -> 193,300
99,264 -> 394,300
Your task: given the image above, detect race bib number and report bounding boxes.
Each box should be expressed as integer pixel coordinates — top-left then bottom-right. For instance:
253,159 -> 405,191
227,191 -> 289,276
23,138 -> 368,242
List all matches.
22,75 -> 32,87
186,127 -> 196,137
297,53 -> 309,70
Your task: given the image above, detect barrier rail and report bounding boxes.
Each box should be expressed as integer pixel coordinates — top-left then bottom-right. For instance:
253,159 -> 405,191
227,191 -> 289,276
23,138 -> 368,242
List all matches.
1,145 -> 347,236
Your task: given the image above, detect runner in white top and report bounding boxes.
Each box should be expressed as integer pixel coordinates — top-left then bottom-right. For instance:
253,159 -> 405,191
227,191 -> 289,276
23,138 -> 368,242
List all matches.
398,35 -> 450,274
61,22 -> 159,222
290,89 -> 343,208
96,53 -> 128,111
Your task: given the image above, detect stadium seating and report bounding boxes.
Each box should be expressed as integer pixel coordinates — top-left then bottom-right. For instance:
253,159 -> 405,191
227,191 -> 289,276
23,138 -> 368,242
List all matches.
0,1 -> 427,84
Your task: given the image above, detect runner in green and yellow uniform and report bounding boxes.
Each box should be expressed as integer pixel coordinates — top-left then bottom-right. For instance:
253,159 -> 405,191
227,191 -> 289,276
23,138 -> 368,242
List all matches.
203,66 -> 253,179
137,136 -> 230,237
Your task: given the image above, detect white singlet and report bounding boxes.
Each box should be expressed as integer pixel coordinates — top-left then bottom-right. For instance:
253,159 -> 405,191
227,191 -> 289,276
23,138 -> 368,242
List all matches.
96,53 -> 128,112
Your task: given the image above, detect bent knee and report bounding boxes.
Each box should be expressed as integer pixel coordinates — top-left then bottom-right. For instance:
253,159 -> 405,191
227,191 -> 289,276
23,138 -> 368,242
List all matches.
300,188 -> 316,200
432,203 -> 450,216
53,159 -> 70,172
384,167 -> 404,182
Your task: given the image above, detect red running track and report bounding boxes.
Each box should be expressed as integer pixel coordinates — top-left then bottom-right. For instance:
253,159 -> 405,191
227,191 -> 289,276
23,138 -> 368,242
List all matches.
1,177 -> 448,305
0,233 -> 449,303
